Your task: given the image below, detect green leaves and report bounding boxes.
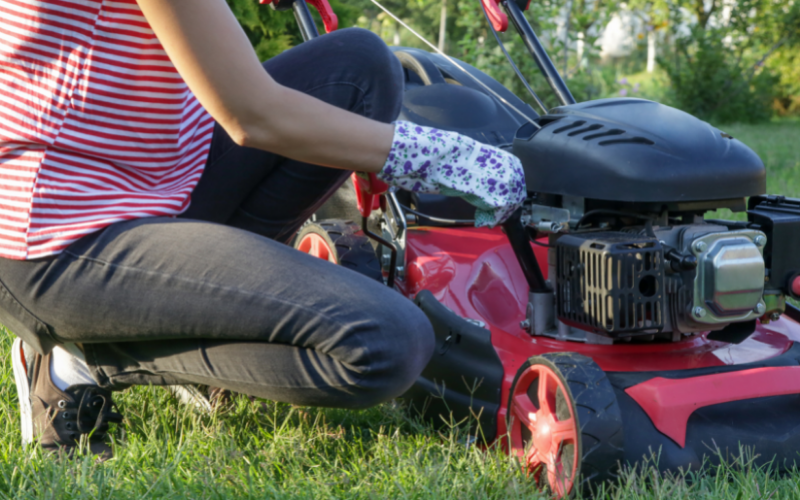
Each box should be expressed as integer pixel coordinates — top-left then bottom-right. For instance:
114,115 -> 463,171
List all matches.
226,0 -> 297,60
657,0 -> 800,123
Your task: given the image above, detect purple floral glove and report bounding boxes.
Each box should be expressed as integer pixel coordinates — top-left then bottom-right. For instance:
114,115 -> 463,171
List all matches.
377,121 -> 527,227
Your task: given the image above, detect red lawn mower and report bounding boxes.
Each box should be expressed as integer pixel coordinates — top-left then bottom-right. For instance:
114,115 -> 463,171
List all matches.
274,0 -> 800,495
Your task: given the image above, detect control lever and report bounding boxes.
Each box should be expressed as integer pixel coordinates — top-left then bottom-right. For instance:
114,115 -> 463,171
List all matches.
502,209 -> 549,293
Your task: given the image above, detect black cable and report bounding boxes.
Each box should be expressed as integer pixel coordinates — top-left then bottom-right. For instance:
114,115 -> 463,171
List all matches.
525,226 -> 555,247
576,209 -> 655,228
399,204 -> 474,225
479,0 -> 549,115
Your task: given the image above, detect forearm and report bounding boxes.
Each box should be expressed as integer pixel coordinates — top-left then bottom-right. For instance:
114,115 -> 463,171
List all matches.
241,85 -> 394,173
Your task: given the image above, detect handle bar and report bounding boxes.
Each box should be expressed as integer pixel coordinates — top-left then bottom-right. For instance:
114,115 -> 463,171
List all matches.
260,0 -> 338,41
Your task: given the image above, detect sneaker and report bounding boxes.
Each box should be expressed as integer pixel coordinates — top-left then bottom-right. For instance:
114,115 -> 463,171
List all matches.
165,385 -> 232,412
165,385 -> 213,413
12,338 -> 122,460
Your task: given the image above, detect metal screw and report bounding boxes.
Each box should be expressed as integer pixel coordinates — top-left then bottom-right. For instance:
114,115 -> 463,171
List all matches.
520,319 -> 531,331
693,241 -> 708,254
770,312 -> 781,321
693,306 -> 707,318
754,302 -> 766,315
753,235 -> 767,247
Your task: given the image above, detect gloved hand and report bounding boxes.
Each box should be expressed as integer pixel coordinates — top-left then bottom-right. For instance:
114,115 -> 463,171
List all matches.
376,121 -> 527,227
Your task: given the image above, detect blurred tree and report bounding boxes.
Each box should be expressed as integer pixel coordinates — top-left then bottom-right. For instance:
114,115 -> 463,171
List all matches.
624,0 -> 670,72
658,0 -> 800,122
226,0 -> 366,60
225,0 -> 296,60
227,0 -> 800,120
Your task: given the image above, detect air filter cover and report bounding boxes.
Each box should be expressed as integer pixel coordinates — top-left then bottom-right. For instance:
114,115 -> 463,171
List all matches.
556,232 -> 664,336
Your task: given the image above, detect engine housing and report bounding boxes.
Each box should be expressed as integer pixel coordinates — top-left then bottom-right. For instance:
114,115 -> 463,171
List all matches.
546,223 -> 768,340
513,98 -> 766,204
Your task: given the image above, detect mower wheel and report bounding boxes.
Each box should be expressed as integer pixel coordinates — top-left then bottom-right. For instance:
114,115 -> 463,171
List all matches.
294,220 -> 383,282
507,352 -> 623,497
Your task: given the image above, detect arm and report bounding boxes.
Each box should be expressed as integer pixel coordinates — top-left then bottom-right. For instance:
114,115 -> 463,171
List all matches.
137,0 -> 527,226
136,0 -> 394,173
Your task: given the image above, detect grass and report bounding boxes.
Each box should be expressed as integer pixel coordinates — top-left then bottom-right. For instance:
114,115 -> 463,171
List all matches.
1,120 -> 799,499
707,119 -> 800,221
724,120 -> 800,197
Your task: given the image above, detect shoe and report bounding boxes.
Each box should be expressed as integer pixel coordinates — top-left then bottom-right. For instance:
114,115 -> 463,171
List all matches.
165,385 -> 213,413
12,338 -> 34,444
166,385 -> 232,412
12,338 -> 122,460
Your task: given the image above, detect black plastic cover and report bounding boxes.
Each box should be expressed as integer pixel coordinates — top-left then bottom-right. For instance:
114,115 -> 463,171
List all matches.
403,290 -> 504,441
513,98 -> 766,202
748,195 -> 800,293
608,341 -> 800,473
391,47 -> 536,147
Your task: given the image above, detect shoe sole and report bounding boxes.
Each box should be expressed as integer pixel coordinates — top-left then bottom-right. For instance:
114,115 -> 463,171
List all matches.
165,385 -> 213,413
11,338 -> 33,445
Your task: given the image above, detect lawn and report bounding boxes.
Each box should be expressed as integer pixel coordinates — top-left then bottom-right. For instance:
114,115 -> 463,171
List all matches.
0,120 -> 799,499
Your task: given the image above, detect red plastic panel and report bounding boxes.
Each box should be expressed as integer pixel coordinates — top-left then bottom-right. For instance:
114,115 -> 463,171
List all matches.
625,366 -> 800,447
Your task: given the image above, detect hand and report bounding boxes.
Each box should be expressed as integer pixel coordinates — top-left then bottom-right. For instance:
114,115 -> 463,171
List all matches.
376,121 -> 527,227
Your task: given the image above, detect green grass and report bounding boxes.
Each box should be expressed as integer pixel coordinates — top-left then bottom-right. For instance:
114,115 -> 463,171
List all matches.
1,121 -> 799,499
725,120 -> 800,197
708,119 -> 800,221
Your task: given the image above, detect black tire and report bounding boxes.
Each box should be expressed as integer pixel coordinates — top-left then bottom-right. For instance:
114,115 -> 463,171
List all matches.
294,219 -> 383,282
507,352 -> 624,496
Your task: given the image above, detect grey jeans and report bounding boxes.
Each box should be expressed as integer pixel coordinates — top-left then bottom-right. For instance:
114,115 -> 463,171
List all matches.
0,29 -> 435,409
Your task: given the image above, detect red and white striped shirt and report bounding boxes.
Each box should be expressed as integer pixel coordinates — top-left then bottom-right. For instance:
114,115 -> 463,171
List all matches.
0,0 -> 215,259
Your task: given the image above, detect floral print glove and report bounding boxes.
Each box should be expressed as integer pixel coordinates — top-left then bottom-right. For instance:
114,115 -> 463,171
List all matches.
377,121 -> 527,227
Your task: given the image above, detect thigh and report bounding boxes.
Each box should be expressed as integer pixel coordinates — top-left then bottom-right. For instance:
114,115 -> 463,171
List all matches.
0,217 -> 434,407
0,218 -> 414,350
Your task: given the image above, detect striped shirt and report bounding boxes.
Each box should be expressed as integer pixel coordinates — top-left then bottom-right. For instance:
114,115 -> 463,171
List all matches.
0,0 -> 215,259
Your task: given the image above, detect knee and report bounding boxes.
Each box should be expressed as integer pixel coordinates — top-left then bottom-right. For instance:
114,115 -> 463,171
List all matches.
328,28 -> 393,66
349,299 -> 434,409
326,28 -> 404,122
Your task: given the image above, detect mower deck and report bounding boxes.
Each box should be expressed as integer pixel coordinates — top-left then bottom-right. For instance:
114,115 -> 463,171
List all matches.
401,226 -> 800,473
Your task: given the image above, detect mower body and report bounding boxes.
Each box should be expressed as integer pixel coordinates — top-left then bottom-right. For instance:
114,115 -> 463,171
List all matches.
400,225 -> 800,472
383,47 -> 800,476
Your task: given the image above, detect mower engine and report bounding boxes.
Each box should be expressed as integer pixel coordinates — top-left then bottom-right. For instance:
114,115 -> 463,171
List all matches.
548,222 -> 769,340
513,98 -> 800,344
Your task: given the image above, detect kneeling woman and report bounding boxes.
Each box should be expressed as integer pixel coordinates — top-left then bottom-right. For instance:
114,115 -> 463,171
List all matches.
0,0 -> 525,458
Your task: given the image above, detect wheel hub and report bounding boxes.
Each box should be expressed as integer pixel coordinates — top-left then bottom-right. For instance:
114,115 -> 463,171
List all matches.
532,410 -> 557,456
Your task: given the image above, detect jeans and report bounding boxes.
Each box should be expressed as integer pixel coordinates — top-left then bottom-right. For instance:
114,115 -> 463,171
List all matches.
0,28 -> 435,409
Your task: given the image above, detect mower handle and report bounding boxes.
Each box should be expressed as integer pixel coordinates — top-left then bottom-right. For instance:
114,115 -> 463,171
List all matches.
480,0 -> 509,32
260,0 -> 338,39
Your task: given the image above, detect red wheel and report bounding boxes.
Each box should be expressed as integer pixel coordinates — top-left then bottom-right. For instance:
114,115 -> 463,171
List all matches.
508,361 -> 579,497
296,232 -> 337,263
507,353 -> 624,498
293,220 -> 383,282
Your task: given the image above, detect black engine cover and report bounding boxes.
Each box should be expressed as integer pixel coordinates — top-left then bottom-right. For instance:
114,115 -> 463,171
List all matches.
513,98 -> 766,203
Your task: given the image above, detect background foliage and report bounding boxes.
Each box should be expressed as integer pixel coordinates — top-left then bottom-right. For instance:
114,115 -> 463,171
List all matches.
230,0 -> 800,123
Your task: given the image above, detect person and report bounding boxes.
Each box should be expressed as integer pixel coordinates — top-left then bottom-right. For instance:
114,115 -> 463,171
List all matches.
0,0 -> 526,459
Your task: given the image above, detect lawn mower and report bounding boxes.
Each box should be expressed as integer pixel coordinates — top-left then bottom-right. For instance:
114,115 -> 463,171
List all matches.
269,0 -> 800,495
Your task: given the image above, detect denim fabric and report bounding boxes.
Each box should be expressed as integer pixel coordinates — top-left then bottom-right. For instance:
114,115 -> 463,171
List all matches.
0,28 -> 435,409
